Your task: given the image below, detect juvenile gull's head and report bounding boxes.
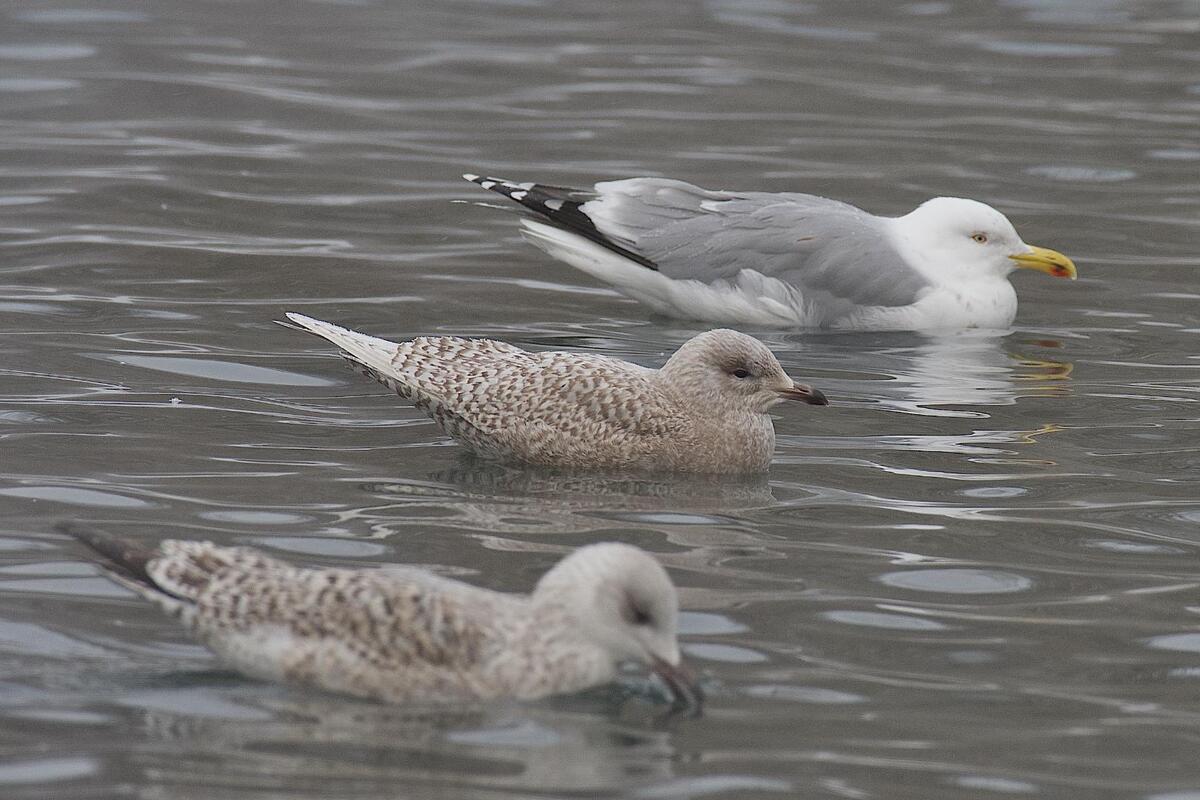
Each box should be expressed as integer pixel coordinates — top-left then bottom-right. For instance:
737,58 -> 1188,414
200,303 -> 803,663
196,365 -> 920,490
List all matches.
535,542 -> 701,708
659,329 -> 827,413
896,197 -> 1076,284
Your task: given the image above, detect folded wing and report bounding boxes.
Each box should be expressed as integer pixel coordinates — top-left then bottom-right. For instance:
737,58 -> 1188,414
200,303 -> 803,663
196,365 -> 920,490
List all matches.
285,314 -> 687,461
467,175 -> 933,322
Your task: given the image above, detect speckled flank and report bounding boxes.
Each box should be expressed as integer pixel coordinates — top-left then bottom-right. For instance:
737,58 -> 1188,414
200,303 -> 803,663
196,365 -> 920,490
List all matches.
284,313 -> 827,474
64,523 -> 696,706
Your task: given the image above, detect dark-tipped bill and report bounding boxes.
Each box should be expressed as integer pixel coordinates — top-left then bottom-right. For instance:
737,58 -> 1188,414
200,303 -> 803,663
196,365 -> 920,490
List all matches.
778,382 -> 829,406
652,657 -> 705,711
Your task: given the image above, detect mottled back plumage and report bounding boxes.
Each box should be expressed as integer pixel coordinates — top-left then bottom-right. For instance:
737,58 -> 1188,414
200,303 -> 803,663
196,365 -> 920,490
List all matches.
61,522 -> 701,707
283,314 -> 827,474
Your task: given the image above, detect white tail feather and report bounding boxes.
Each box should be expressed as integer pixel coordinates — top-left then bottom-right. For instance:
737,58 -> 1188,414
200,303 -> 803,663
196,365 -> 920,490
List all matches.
284,313 -> 400,375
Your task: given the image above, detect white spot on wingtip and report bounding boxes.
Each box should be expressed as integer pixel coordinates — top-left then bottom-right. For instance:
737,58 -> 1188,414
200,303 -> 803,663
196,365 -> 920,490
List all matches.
544,199 -> 563,211
510,190 -> 528,201
480,181 -> 496,190
463,173 -> 479,181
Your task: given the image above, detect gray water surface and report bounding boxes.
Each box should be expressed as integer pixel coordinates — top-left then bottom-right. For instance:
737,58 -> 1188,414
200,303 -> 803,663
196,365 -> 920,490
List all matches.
3,1 -> 1200,798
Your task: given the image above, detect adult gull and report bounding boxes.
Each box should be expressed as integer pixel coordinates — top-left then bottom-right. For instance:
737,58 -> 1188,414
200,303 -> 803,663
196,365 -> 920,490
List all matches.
463,174 -> 1076,331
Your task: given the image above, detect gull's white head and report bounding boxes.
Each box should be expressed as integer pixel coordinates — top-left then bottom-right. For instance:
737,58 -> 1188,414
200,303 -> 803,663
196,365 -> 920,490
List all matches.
898,197 -> 1076,283
535,542 -> 701,707
658,329 -> 828,412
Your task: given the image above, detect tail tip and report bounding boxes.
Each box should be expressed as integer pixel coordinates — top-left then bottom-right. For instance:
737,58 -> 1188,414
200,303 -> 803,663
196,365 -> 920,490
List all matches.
278,312 -> 321,333
57,520 -> 140,561
464,174 -> 511,191
55,520 -> 99,540
58,520 -> 160,582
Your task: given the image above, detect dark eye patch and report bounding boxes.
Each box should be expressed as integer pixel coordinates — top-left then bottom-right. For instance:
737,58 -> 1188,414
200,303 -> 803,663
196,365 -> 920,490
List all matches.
622,593 -> 654,626
732,368 -> 751,379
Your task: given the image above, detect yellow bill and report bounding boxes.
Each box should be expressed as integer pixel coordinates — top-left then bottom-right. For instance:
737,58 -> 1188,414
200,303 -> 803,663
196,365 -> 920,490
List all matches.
1010,245 -> 1077,279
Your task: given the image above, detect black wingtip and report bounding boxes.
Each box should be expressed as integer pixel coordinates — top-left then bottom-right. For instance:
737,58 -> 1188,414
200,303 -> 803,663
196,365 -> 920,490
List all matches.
462,173 -> 527,197
57,521 -> 159,588
463,172 -> 660,271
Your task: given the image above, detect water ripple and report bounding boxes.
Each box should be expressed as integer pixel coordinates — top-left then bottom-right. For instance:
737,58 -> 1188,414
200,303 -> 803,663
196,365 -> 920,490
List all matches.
2,0 -> 1199,797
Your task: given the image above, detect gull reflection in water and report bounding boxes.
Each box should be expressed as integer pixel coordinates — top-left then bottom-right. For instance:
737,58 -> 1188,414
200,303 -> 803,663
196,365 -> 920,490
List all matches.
125,684 -> 681,798
339,461 -> 775,538
861,331 -> 1072,418
329,463 -> 795,588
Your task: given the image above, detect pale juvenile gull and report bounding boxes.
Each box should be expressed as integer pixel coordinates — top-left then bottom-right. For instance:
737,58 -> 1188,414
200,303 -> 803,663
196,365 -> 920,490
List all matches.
463,173 -> 1078,331
283,313 -> 828,474
61,522 -> 703,708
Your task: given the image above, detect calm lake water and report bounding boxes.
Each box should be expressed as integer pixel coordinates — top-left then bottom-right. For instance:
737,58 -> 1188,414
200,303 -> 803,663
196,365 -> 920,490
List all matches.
3,1 -> 1200,798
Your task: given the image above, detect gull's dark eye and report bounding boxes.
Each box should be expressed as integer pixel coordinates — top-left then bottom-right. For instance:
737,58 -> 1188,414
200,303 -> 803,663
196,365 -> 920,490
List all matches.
732,368 -> 751,379
623,598 -> 654,626
971,232 -> 988,244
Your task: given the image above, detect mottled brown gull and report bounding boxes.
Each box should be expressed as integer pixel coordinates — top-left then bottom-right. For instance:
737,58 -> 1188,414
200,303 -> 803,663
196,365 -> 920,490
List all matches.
463,173 -> 1077,331
62,522 -> 702,708
283,313 -> 828,474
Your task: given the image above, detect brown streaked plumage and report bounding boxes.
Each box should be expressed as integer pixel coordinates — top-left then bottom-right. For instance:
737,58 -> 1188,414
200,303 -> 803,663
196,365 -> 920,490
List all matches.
61,522 -> 702,708
283,313 -> 827,474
